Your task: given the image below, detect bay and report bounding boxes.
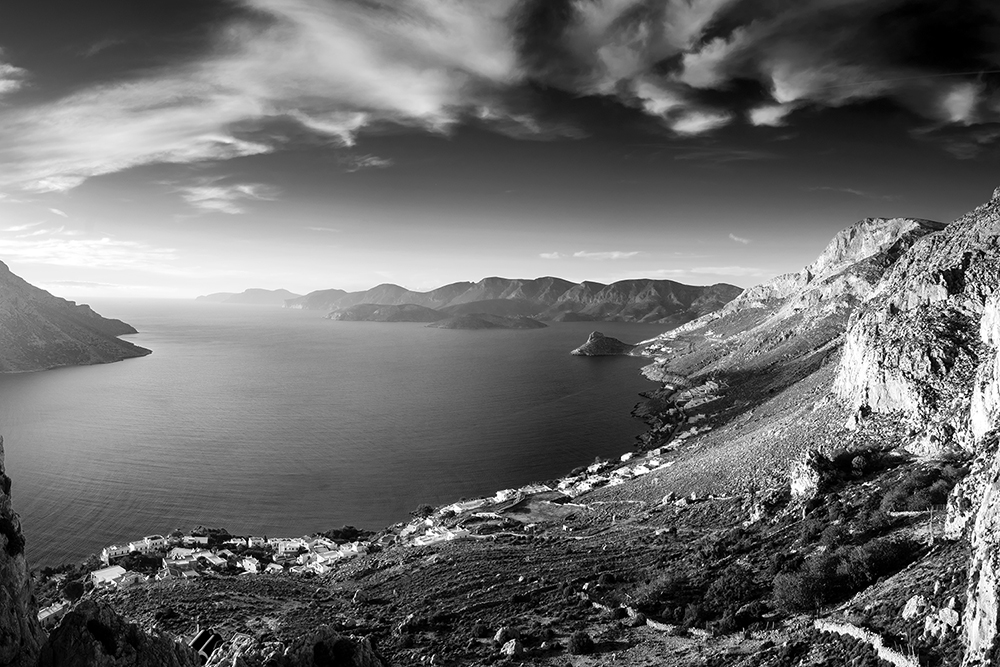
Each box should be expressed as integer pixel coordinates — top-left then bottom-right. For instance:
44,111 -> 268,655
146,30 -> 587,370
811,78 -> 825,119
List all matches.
0,299 -> 666,568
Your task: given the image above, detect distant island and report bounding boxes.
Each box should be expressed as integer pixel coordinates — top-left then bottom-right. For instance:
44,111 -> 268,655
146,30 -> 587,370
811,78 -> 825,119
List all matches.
428,314 -> 547,330
277,277 -> 744,325
197,288 -> 302,306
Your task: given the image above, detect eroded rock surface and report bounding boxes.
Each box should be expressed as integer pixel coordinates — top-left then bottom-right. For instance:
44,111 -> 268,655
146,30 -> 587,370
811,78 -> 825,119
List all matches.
38,600 -> 199,667
0,436 -> 43,667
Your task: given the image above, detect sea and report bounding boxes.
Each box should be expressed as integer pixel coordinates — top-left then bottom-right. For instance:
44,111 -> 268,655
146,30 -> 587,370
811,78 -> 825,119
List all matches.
0,299 -> 668,568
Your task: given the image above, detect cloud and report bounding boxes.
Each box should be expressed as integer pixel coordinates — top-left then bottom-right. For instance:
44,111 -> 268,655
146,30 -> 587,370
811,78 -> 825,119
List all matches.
539,252 -> 564,260
340,154 -> 393,173
2,0 -> 1000,193
0,54 -> 27,98
748,104 -> 794,127
728,233 -> 750,244
48,208 -> 68,218
178,181 -> 279,214
806,186 -> 895,200
0,235 -> 177,271
2,221 -> 42,232
572,250 -> 641,260
305,226 -> 340,233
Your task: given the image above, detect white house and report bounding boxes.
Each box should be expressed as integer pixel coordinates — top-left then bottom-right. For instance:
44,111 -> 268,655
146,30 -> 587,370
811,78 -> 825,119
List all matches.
126,535 -> 167,555
91,565 -> 127,587
264,563 -> 284,574
241,557 -> 260,573
37,602 -> 69,628
182,535 -> 209,546
101,544 -> 131,565
167,547 -> 197,560
247,537 -> 267,548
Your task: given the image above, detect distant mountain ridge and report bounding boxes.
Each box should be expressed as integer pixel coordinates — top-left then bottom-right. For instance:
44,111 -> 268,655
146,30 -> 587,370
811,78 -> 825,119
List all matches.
288,277 -> 743,325
0,261 -> 150,372
197,288 -> 302,306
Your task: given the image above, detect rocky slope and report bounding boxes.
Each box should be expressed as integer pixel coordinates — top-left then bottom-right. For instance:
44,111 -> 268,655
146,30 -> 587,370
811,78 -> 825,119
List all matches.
285,277 -> 742,324
0,261 -> 150,372
197,289 -> 301,306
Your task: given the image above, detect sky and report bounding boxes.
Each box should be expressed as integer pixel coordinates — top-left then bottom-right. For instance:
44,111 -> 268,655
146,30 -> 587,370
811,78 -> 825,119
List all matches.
0,0 -> 999,299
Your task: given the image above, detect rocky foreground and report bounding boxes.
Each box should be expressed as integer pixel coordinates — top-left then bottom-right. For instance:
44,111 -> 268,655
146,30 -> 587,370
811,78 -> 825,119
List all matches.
2,189 -> 1000,666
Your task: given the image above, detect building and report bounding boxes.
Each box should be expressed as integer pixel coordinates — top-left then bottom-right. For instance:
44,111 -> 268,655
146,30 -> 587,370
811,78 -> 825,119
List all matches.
241,556 -> 260,573
100,544 -> 131,565
125,535 -> 168,555
37,602 -> 68,629
91,565 -> 127,587
167,547 -> 197,560
264,563 -> 284,574
246,536 -> 266,548
182,535 -> 209,546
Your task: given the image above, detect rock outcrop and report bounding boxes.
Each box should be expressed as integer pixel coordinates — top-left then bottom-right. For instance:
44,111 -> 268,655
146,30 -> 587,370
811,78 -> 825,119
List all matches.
38,600 -> 199,667
203,626 -> 388,667
570,331 -> 635,356
0,261 -> 150,372
0,436 -> 43,667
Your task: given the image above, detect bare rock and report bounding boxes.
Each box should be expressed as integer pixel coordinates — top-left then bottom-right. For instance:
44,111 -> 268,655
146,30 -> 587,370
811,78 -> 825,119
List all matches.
499,639 -> 523,658
0,435 -> 44,667
38,599 -> 199,667
789,450 -> 836,501
280,626 -> 388,667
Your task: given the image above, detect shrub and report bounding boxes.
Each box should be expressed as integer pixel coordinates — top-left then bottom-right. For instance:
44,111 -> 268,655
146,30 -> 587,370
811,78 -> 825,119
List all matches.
568,631 -> 595,655
410,504 -> 434,519
704,564 -> 759,618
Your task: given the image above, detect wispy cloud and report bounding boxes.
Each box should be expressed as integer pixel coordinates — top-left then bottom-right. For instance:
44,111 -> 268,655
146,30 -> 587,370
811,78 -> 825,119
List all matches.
0,53 -> 27,98
340,154 -> 393,173
178,181 -> 279,214
806,186 -> 895,200
690,266 -> 769,277
48,208 -> 68,218
2,221 -> 42,233
305,226 -> 340,233
573,250 -> 641,260
728,233 -> 750,244
0,235 -> 177,271
748,104 -> 795,127
539,251 -> 564,260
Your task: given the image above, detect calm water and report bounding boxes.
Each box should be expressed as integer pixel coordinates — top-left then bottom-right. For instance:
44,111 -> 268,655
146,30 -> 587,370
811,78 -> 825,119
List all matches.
0,300 -> 665,568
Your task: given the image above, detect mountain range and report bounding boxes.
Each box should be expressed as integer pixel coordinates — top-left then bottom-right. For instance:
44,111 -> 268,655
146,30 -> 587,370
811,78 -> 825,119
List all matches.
287,277 -> 743,325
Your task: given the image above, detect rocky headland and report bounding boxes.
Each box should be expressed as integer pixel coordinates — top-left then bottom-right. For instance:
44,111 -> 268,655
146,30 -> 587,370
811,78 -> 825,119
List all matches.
0,261 -> 150,373
4,188 -> 1000,667
570,331 -> 635,356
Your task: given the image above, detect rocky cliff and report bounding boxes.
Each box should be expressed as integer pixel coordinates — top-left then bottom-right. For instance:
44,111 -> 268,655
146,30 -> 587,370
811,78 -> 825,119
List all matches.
0,436 -> 43,667
0,261 -> 150,372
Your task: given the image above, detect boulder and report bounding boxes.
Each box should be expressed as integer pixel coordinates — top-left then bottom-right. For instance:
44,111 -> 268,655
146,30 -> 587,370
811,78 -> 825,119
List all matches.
499,639 -> 523,657
789,450 -> 837,501
903,595 -> 928,620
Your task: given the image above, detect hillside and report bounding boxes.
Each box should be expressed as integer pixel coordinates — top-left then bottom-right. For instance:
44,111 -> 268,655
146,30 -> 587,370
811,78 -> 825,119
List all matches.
4,190 -> 1000,666
326,303 -> 444,323
196,288 -> 301,306
0,261 -> 150,372
285,277 -> 742,324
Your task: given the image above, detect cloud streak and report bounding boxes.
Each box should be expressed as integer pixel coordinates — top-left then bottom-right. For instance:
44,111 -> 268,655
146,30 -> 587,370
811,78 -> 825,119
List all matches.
178,181 -> 279,214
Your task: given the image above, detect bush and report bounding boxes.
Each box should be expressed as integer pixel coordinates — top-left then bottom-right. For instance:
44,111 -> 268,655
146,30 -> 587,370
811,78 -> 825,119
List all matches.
568,631 -> 595,655
704,564 -> 759,618
410,504 -> 434,519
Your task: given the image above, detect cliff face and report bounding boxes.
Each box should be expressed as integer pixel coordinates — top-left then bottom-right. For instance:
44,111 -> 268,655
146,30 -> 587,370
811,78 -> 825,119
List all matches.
0,261 -> 150,372
636,216 -> 942,381
0,436 -> 44,667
